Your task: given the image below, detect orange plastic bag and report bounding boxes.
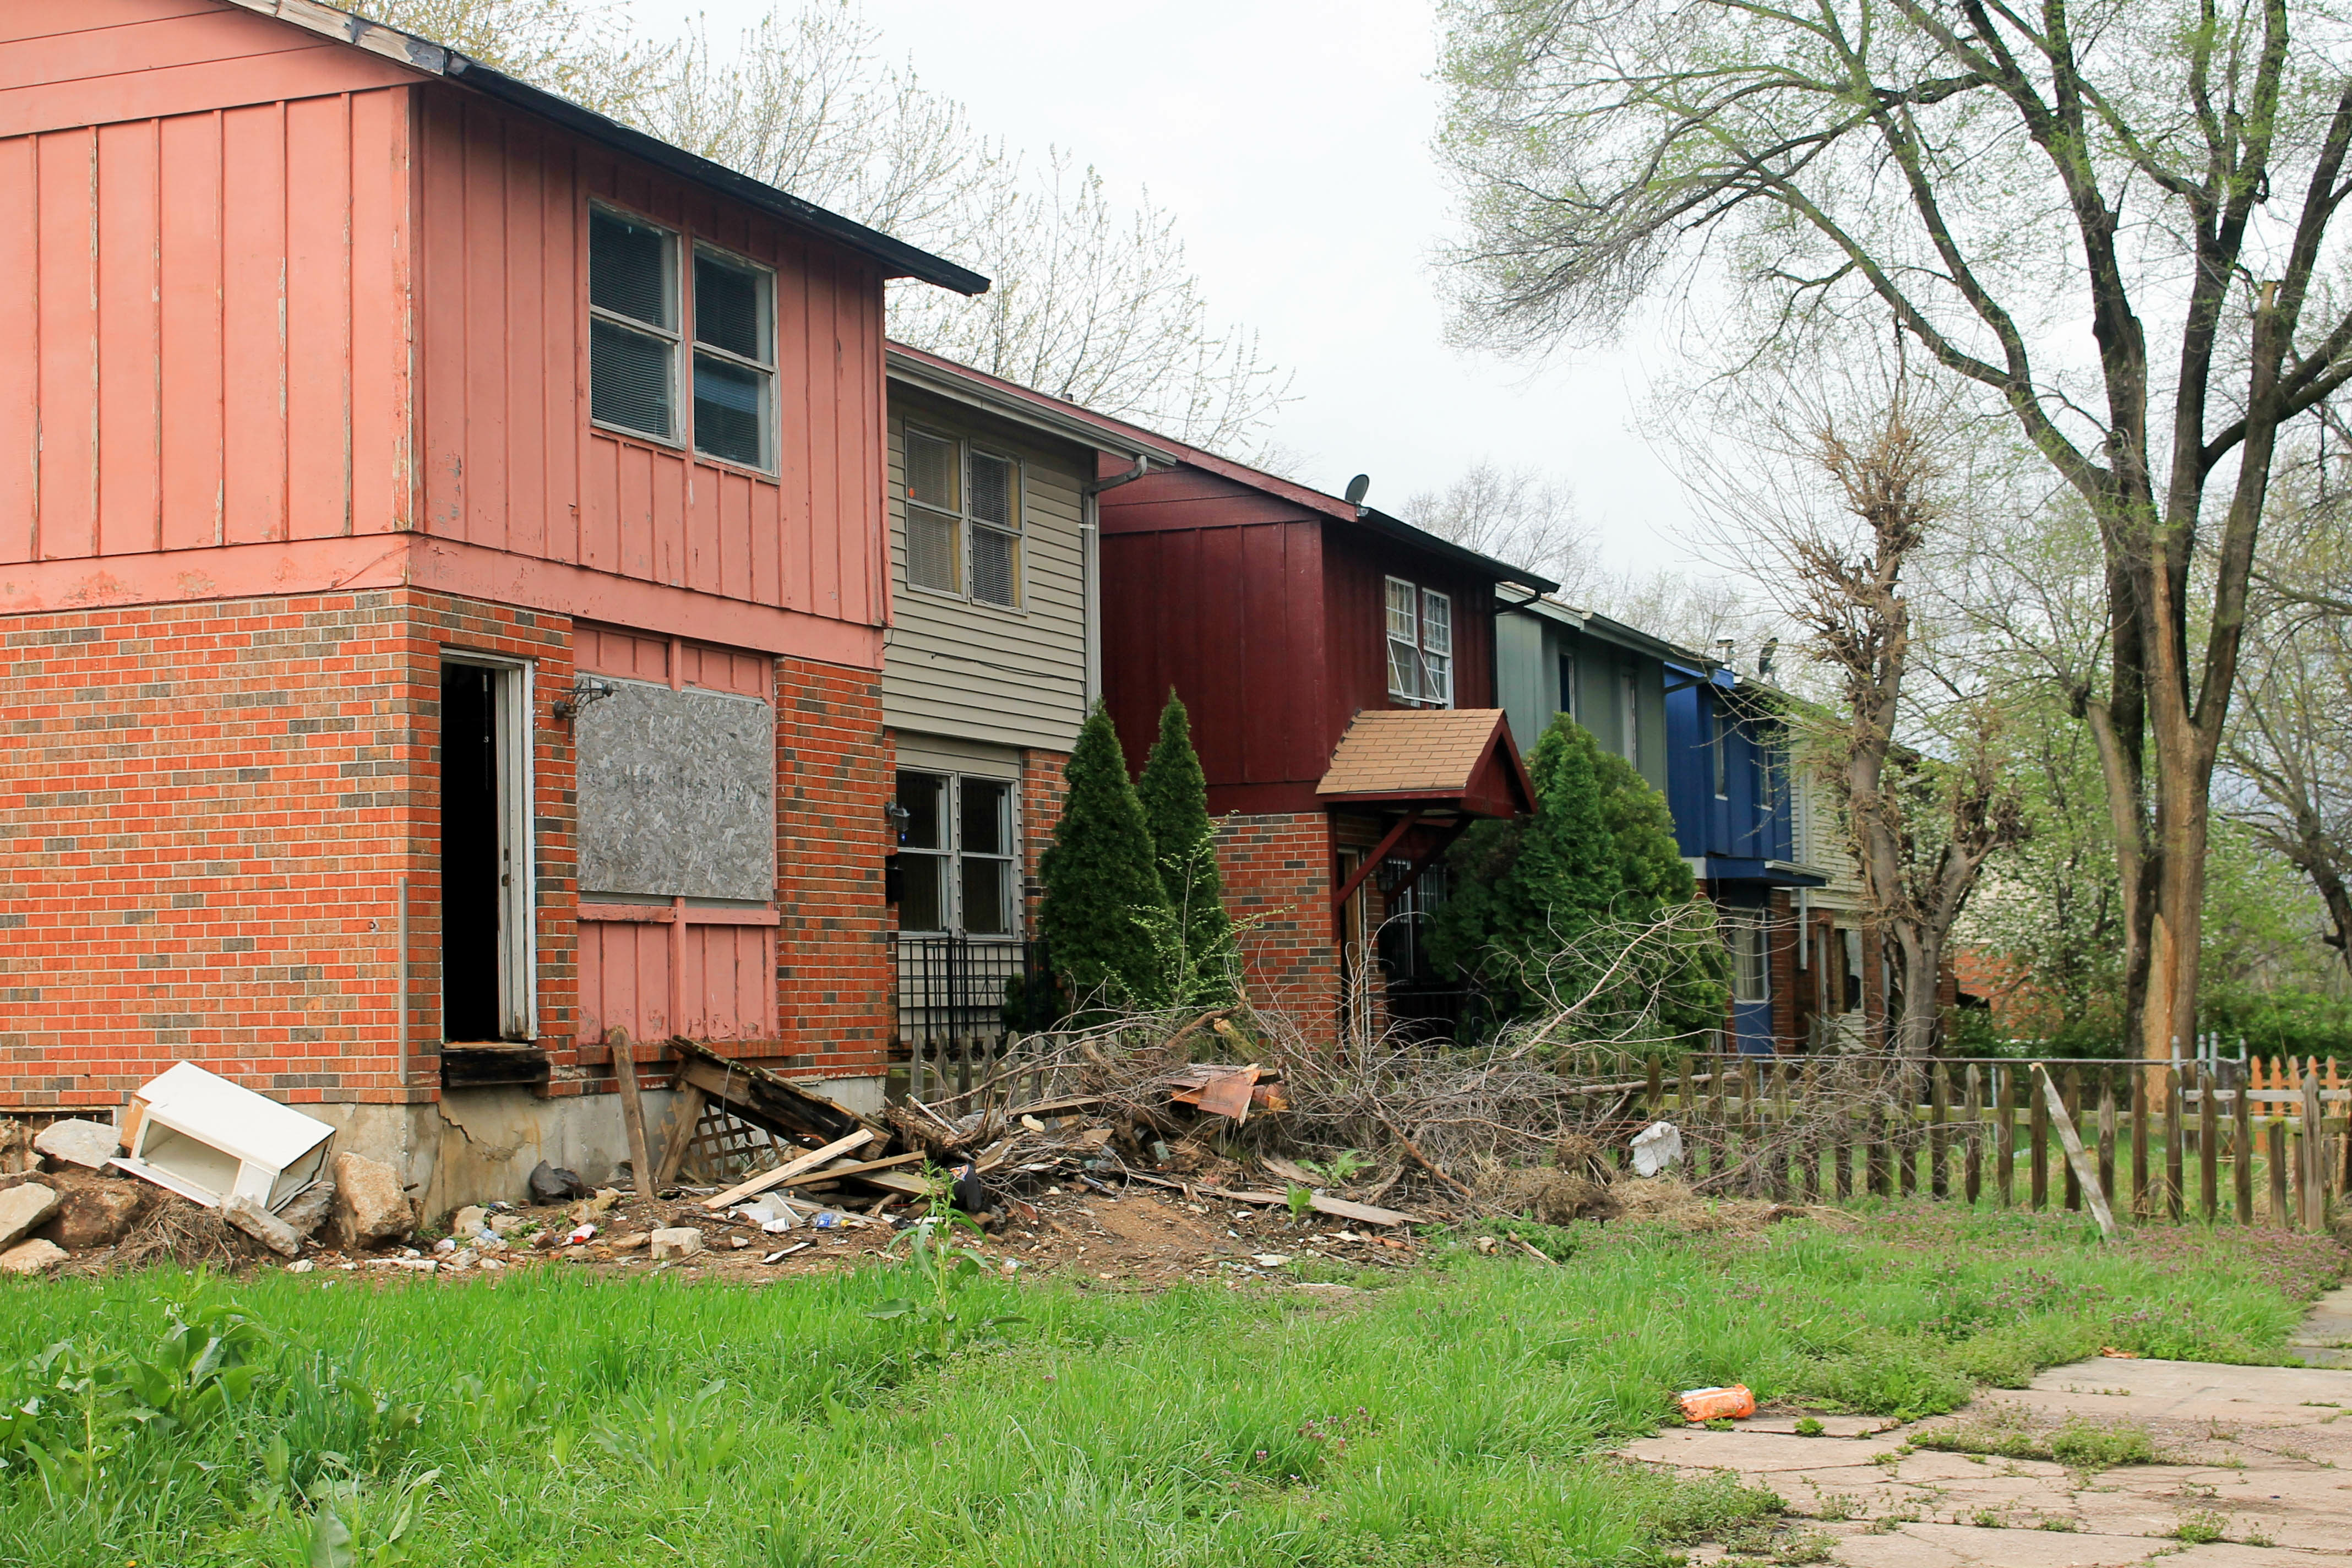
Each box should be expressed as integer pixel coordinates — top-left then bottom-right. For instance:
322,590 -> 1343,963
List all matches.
1678,1384 -> 1757,1423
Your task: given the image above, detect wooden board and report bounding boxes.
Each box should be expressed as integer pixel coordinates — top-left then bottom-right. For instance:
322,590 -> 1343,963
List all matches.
780,1151 -> 925,1186
703,1129 -> 875,1210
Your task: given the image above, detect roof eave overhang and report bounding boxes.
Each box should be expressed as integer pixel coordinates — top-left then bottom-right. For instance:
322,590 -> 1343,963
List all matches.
217,0 -> 987,296
885,348 -> 1174,461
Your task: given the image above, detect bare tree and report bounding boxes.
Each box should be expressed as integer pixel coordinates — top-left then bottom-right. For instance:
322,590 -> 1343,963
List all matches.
1799,391 -> 2025,1052
368,0 -> 1293,455
1404,461 -> 1596,596
1436,0 -> 2352,1075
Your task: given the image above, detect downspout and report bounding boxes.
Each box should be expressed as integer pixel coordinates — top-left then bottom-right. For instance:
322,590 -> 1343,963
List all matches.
1080,454 -> 1156,708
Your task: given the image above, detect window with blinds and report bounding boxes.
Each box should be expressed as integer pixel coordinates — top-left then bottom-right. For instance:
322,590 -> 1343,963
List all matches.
691,245 -> 775,471
589,206 -> 678,442
902,426 -> 1022,607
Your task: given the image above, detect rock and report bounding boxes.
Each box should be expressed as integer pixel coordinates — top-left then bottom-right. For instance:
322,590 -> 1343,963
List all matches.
33,1118 -> 121,1170
0,1238 -> 67,1275
489,1213 -> 530,1236
41,1180 -> 145,1250
568,1188 -> 620,1222
0,1117 -> 40,1175
328,1152 -> 414,1250
0,1183 -> 61,1250
276,1179 -> 336,1239
285,1258 -> 316,1274
451,1204 -> 491,1238
649,1226 -> 703,1261
528,1161 -> 587,1204
612,1231 -> 651,1251
473,1231 -> 508,1253
223,1195 -> 303,1258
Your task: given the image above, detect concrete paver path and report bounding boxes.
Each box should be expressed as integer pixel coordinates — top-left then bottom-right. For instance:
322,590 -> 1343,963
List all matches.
1625,1294 -> 2352,1565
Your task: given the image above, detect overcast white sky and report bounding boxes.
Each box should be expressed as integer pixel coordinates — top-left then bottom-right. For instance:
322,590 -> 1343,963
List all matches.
646,0 -> 1703,578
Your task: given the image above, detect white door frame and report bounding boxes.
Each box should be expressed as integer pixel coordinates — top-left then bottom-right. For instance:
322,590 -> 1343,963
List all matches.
442,650 -> 537,1041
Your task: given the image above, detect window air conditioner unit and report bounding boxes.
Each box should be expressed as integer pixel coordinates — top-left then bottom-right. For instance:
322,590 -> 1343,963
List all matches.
111,1061 -> 336,1212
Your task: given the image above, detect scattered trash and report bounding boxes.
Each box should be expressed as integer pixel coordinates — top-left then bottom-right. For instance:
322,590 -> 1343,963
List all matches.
1678,1385 -> 1757,1423
113,1063 -> 336,1211
285,1258 -> 317,1274
761,1243 -> 811,1264
2099,1346 -> 2142,1359
1250,1253 -> 1292,1267
1630,1121 -> 1684,1178
566,1223 -> 597,1245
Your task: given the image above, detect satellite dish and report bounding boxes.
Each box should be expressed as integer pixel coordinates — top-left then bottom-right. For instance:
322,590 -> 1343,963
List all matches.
1343,473 -> 1371,508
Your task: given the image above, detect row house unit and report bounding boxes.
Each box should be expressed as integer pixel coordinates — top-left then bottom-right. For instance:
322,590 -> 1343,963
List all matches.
0,0 -> 985,1210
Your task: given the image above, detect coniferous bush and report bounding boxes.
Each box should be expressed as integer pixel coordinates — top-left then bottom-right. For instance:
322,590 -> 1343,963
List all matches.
1038,701 -> 1170,1010
1429,714 -> 1724,1041
1135,691 -> 1237,1004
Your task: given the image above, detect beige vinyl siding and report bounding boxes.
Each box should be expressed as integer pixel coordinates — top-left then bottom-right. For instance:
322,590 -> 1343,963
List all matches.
883,388 -> 1090,753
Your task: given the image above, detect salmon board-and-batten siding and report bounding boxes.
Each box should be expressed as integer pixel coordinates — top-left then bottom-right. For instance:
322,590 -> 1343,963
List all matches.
0,1 -> 423,567
0,5 -> 894,663
881,388 -> 1091,752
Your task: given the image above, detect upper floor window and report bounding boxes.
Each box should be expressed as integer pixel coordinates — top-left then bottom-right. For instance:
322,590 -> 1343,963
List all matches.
588,205 -> 776,471
590,206 -> 678,443
692,246 -> 775,470
1385,578 -> 1453,707
1619,667 -> 1640,765
903,427 -> 1022,607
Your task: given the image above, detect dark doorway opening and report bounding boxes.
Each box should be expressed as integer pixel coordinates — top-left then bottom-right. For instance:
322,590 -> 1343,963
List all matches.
442,663 -> 503,1042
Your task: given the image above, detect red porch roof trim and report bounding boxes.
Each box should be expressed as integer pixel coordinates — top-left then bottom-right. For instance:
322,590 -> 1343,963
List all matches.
1315,709 -> 1535,819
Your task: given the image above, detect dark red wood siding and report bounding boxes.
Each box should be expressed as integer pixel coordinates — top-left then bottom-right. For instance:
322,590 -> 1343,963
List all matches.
1099,464 -> 1501,817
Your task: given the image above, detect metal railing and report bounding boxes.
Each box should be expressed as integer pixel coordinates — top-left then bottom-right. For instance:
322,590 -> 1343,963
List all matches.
892,935 -> 1054,1101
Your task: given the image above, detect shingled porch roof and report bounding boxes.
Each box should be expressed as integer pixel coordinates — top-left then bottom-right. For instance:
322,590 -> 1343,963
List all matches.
1315,709 -> 1534,820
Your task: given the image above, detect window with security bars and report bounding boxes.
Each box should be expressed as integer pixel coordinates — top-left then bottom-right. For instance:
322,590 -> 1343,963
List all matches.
1384,577 -> 1454,707
589,206 -> 678,442
892,770 -> 1015,935
691,245 -> 775,470
902,426 -> 1022,607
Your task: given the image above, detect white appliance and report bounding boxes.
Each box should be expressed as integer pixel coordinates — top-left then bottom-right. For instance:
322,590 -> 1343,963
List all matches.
112,1062 -> 336,1212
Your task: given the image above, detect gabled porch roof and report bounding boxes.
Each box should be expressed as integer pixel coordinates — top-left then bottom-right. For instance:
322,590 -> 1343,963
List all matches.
1315,709 -> 1534,820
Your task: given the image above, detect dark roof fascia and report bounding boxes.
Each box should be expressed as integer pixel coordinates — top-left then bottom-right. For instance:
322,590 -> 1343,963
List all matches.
448,62 -> 988,295
1351,508 -> 1559,594
218,0 -> 986,295
885,346 -> 1175,462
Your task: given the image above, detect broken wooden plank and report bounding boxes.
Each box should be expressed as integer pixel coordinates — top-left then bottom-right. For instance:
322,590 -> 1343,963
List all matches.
1175,1064 -> 1260,1121
652,1081 -> 708,1189
703,1129 -> 875,1211
1306,1194 -> 1418,1228
778,1151 -> 925,1187
852,1170 -> 939,1198
670,1037 -> 882,1145
2032,1063 -> 2117,1239
607,1029 -> 656,1194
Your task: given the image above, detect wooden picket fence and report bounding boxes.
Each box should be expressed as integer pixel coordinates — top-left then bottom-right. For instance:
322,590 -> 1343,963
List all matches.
1640,1053 -> 2350,1231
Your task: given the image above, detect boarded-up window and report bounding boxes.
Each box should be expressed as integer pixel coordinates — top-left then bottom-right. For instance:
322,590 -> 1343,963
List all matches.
575,680 -> 775,901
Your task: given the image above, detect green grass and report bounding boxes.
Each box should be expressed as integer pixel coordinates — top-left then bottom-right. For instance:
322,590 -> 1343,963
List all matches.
0,1204 -> 2333,1568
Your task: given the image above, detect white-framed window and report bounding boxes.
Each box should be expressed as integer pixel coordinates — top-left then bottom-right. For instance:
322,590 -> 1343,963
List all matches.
1385,577 -> 1454,708
589,204 -> 680,444
894,770 -> 1017,936
903,427 -> 1022,607
1841,927 -> 1864,1014
1729,914 -> 1770,1003
690,243 -> 776,471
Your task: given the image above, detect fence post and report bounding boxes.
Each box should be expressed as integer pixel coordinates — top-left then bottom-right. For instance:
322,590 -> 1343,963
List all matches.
2030,1072 -> 2050,1210
2165,1059 -> 2185,1222
2097,1071 -> 2117,1218
2233,1060 -> 2255,1226
1930,1063 -> 1950,1200
2304,1069 -> 2326,1231
2199,1059 -> 2220,1222
2269,1118 -> 2291,1229
2061,1068 -> 2083,1211
1957,1067 -> 1975,1204
2131,1068 -> 2149,1218
1994,1064 -> 2015,1206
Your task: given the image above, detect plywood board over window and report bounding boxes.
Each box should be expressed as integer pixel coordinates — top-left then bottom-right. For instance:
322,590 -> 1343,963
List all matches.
575,682 -> 776,901
571,625 -> 782,1045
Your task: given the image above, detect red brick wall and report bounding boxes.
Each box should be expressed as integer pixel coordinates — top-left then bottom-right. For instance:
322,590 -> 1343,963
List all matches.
772,660 -> 891,1079
1214,811 -> 1341,1037
1019,748 -> 1071,937
2,589 -> 892,1113
0,588 -> 574,1110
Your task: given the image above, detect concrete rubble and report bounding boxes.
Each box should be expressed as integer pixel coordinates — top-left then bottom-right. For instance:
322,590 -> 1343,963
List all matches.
32,1118 -> 121,1170
0,1183 -> 60,1250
